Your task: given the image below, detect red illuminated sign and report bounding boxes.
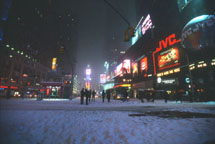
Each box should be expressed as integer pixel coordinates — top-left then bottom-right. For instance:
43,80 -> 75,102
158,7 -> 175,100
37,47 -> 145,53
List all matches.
140,57 -> 148,72
158,48 -> 180,70
11,86 -> 18,90
153,33 -> 181,75
0,86 -> 8,89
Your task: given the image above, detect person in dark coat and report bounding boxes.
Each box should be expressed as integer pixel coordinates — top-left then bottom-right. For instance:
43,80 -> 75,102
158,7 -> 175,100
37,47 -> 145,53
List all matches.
102,90 -> 105,103
85,89 -> 89,105
92,90 -> 96,102
123,90 -> 128,102
107,90 -> 111,103
163,91 -> 169,103
80,88 -> 85,104
151,91 -> 156,103
89,89 -> 92,102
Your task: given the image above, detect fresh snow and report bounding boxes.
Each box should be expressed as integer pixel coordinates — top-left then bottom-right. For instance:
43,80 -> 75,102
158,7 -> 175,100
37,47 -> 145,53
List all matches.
0,98 -> 215,144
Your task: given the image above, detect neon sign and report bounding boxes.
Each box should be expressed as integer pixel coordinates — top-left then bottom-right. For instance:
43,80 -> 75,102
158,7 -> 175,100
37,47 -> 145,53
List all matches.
158,48 -> 180,70
153,33 -> 181,75
140,57 -> 148,72
142,14 -> 152,35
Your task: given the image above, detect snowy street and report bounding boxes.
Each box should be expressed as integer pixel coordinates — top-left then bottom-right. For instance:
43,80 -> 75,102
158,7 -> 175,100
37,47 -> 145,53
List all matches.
0,98 -> 215,144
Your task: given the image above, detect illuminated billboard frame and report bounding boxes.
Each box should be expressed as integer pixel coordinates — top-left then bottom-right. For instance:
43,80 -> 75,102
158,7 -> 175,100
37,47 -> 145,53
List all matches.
158,48 -> 180,70
115,59 -> 131,77
140,57 -> 148,72
132,62 -> 138,76
152,33 -> 181,75
100,74 -> 106,84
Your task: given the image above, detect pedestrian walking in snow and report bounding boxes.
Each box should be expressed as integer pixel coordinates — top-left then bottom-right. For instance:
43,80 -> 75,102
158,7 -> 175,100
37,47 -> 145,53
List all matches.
88,89 -> 91,102
107,90 -> 111,103
102,90 -> 105,103
80,88 -> 85,104
151,91 -> 155,103
163,91 -> 169,103
123,89 -> 128,102
85,89 -> 89,105
92,90 -> 96,102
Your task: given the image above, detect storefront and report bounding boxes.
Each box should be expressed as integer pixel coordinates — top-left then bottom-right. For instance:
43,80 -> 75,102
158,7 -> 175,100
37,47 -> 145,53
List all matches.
40,82 -> 64,98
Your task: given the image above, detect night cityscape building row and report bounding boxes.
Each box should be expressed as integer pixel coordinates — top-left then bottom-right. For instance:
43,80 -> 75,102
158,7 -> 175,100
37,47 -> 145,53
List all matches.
102,0 -> 215,101
0,0 -> 79,98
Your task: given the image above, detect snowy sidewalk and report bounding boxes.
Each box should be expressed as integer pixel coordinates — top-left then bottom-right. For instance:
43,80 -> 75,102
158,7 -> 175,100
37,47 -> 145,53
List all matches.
0,98 -> 215,144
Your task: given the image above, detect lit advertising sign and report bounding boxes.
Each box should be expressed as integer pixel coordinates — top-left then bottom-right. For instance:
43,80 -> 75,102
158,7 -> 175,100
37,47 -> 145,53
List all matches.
132,62 -> 138,76
122,59 -> 131,74
140,57 -> 148,72
115,59 -> 131,77
141,14 -> 152,35
152,33 -> 181,75
100,74 -> 106,84
115,63 -> 122,76
158,48 -> 180,70
86,68 -> 91,75
52,57 -> 57,70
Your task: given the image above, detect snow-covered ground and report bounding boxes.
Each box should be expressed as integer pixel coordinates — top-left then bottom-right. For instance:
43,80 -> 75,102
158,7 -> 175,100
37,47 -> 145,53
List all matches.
0,98 -> 215,144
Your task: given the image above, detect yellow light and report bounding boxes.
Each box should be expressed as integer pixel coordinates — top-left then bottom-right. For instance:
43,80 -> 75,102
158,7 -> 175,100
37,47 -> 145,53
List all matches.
174,68 -> 180,73
52,57 -> 57,70
169,70 -> 173,74
203,63 -> 207,67
164,71 -> 169,75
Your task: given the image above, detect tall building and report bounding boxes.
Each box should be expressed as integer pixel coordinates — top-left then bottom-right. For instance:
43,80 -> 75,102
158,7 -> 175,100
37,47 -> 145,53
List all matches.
0,0 -> 79,98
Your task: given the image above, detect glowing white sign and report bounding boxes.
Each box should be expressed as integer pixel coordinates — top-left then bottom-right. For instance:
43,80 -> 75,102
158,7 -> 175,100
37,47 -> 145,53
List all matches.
86,69 -> 91,75
141,14 -> 152,35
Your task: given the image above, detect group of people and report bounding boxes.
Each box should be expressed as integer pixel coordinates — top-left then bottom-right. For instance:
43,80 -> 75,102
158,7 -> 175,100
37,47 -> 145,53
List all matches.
80,88 -> 96,105
139,90 -> 169,103
102,90 -> 111,103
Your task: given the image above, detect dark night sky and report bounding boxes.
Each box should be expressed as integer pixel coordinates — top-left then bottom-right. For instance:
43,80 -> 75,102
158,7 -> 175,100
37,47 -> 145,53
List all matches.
69,0 -> 135,90
71,0 -> 107,89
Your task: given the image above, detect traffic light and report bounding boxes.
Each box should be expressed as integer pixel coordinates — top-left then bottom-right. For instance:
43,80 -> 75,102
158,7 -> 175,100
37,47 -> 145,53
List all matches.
59,47 -> 64,54
129,26 -> 135,37
124,29 -> 129,41
124,26 -> 135,42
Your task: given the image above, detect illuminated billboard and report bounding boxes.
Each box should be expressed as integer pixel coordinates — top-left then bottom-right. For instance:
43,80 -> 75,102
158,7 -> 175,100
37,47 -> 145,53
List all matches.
86,68 -> 91,75
140,57 -> 148,72
115,63 -> 122,76
158,48 -> 180,70
141,14 -> 152,35
115,59 -> 131,77
100,74 -> 106,84
122,59 -> 131,74
52,57 -> 57,71
132,62 -> 138,76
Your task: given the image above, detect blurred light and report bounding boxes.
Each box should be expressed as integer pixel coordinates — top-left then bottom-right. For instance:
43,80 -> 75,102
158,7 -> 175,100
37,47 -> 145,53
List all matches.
9,55 -> 13,58
11,47 -> 14,50
25,55 -> 28,58
6,45 -> 10,48
157,77 -> 162,83
17,51 -> 20,54
21,51 -> 24,55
